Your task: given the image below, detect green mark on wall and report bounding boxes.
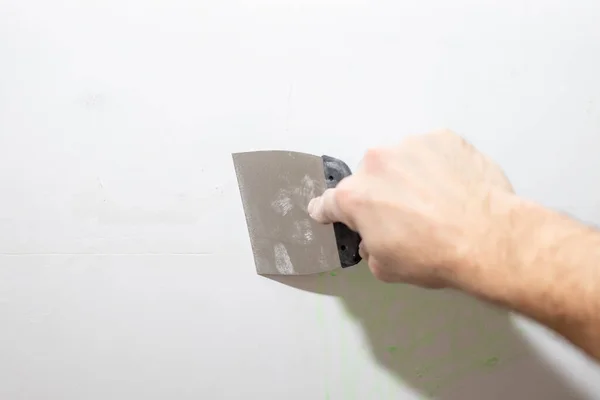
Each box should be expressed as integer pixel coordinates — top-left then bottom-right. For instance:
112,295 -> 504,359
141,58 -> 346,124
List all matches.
415,367 -> 426,379
484,356 -> 499,367
312,268 -> 523,398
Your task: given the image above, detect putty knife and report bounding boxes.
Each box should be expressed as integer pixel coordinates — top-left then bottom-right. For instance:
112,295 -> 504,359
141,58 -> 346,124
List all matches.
232,151 -> 362,275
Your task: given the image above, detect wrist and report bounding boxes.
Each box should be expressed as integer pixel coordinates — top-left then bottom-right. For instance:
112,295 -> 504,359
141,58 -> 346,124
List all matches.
448,189 -> 526,299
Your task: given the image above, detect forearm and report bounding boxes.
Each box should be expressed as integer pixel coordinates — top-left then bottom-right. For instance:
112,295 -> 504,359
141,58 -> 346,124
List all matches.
456,190 -> 600,359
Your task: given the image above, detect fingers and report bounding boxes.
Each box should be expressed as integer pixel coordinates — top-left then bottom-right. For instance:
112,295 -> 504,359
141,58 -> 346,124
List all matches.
358,241 -> 368,260
365,255 -> 396,283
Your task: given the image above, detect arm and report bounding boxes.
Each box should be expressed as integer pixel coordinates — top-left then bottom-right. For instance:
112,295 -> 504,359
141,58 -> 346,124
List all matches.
462,190 -> 600,359
308,130 -> 600,360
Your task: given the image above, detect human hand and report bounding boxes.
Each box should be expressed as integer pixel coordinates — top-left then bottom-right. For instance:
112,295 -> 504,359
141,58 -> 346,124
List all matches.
308,130 -> 514,288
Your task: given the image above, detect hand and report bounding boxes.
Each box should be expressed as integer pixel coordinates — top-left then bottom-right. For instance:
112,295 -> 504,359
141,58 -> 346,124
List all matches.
308,130 -> 514,288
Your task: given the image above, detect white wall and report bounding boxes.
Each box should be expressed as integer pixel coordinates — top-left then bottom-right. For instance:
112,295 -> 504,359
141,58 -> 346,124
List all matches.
1,0 -> 600,399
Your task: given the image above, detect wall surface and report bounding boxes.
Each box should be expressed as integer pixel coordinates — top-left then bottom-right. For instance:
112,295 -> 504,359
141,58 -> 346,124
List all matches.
2,0 -> 600,399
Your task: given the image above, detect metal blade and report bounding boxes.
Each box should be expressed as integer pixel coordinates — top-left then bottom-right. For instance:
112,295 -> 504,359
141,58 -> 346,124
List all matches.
232,150 -> 340,275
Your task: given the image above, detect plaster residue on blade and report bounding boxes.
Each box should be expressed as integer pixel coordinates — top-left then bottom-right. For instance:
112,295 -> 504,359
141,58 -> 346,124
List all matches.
232,151 -> 340,275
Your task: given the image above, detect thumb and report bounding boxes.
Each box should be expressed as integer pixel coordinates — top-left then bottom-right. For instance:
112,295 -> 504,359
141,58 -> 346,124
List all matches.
307,188 -> 341,224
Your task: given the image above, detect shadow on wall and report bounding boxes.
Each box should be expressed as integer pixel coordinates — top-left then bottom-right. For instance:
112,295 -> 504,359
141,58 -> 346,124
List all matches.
270,263 -> 589,400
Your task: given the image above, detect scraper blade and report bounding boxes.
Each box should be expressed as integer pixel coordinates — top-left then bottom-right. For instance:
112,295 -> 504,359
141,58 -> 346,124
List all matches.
232,151 -> 361,275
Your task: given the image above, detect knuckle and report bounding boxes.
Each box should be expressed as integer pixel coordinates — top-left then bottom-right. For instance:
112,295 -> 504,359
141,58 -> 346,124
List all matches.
362,147 -> 390,172
427,129 -> 463,145
425,129 -> 476,154
335,179 -> 363,212
400,133 -> 420,144
399,134 -> 430,151
431,128 -> 457,138
439,128 -> 456,136
401,129 -> 461,149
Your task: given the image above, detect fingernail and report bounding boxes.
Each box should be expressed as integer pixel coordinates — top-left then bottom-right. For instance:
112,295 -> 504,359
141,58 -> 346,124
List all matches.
307,198 -> 317,218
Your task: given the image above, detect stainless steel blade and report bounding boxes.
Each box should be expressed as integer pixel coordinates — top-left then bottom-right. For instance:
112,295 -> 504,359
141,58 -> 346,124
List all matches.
232,150 -> 341,275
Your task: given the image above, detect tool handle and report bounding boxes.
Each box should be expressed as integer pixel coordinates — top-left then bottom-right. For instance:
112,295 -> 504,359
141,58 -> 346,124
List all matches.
321,155 -> 362,268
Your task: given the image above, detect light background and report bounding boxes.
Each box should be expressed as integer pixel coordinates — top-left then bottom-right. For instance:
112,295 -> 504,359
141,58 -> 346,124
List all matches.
2,0 -> 600,398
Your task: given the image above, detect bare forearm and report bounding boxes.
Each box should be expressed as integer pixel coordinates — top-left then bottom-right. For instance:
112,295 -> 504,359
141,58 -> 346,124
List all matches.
456,190 -> 600,358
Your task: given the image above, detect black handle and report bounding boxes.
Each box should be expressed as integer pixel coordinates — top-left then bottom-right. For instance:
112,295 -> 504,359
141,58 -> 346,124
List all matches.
321,155 -> 362,268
